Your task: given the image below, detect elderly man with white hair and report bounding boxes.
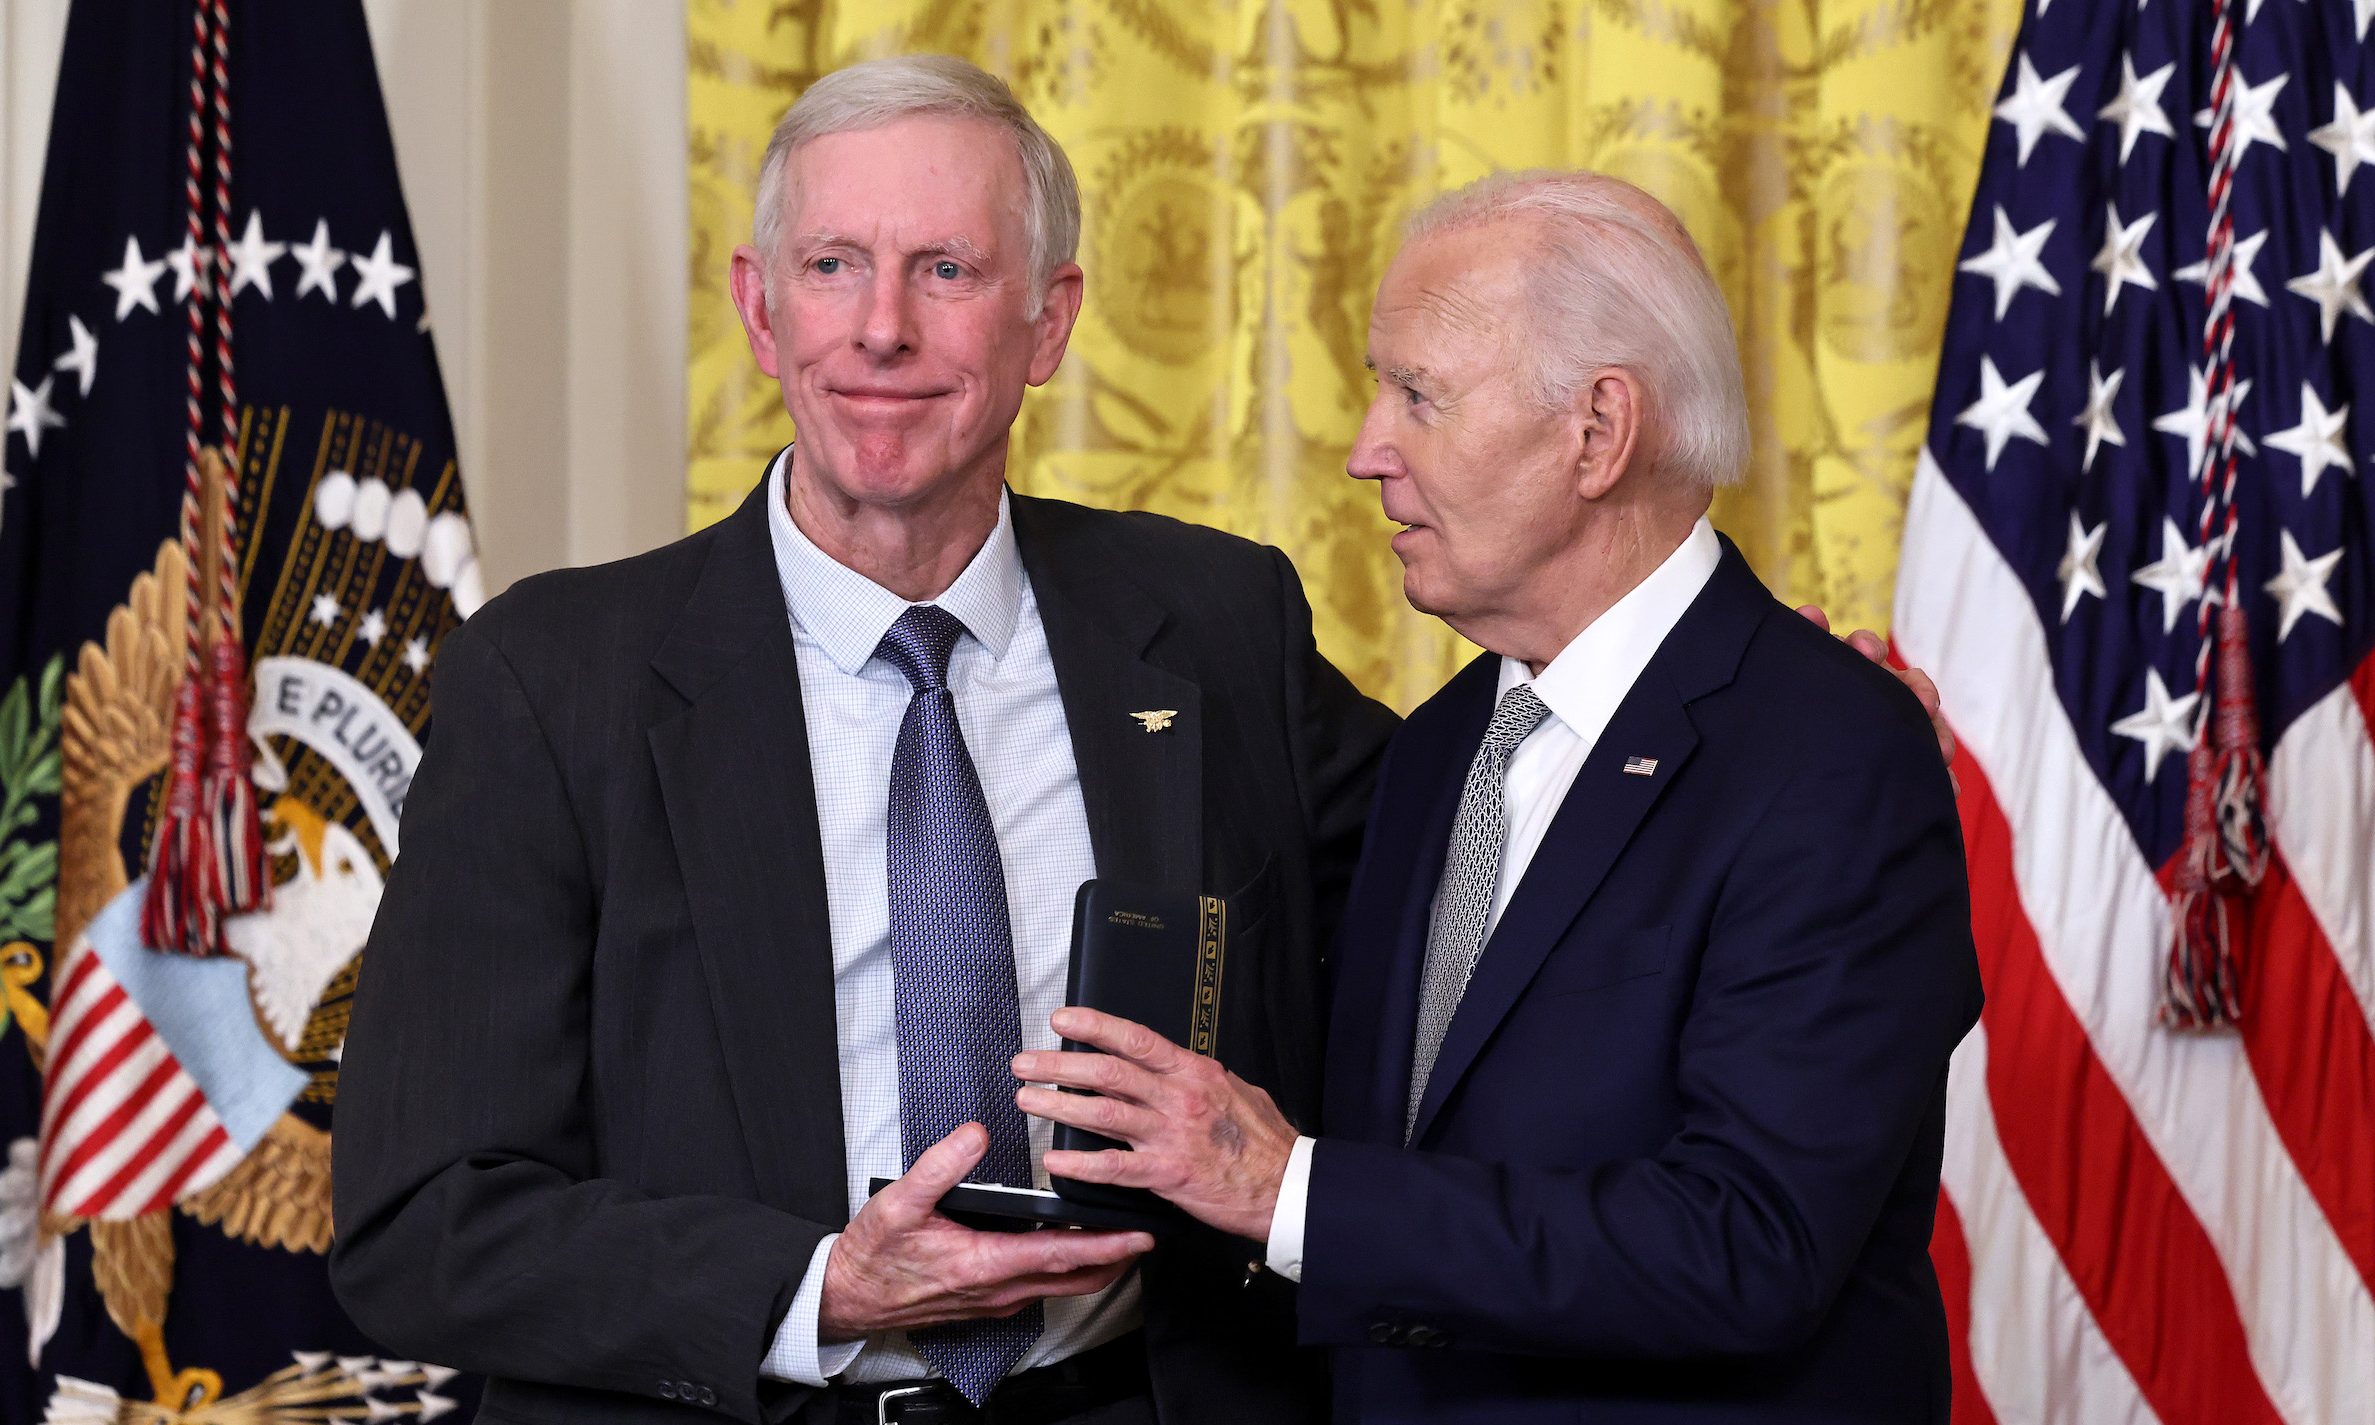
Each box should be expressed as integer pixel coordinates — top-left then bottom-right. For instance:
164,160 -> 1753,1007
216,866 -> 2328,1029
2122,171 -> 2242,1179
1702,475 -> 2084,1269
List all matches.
333,52 -> 1953,1425
1020,171 -> 1982,1423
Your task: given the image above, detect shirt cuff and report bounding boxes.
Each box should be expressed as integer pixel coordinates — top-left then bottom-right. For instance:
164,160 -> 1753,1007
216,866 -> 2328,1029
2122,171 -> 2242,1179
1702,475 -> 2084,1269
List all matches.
761,1234 -> 866,1385
1264,1136 -> 1318,1283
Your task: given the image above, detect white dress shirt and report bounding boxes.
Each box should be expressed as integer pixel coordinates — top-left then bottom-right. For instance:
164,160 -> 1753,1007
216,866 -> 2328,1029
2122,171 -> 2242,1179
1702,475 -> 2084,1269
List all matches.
1264,519 -> 1723,1281
754,451 -> 1140,1384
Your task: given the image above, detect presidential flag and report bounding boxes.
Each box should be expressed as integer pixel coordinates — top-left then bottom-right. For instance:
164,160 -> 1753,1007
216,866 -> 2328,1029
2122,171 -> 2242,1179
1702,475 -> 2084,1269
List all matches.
0,2 -> 479,1418
1896,0 -> 2373,1419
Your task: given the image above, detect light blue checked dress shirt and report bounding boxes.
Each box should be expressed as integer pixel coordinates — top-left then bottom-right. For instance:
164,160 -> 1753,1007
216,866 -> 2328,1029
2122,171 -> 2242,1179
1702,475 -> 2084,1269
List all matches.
754,450 -> 1139,1386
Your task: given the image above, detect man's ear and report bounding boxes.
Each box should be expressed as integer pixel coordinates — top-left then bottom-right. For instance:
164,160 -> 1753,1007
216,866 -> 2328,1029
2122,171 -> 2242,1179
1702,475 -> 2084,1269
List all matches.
728,244 -> 782,379
1027,262 -> 1086,386
1574,368 -> 1642,500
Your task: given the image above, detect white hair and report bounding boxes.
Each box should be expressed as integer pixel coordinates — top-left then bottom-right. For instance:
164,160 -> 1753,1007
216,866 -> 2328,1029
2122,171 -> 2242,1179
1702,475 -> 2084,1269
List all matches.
751,54 -> 1081,315
1403,170 -> 1751,492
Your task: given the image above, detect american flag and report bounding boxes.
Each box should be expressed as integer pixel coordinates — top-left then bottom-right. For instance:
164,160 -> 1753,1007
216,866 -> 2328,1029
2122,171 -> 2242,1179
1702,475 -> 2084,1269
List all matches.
1894,0 -> 2374,1419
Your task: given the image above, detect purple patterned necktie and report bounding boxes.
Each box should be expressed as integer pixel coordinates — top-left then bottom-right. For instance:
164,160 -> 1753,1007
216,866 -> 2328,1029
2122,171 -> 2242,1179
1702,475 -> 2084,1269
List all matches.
877,603 -> 1040,1404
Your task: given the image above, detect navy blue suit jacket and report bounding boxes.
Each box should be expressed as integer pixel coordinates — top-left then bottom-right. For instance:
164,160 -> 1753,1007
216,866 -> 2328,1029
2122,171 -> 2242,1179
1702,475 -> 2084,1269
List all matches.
1301,539 -> 1981,1423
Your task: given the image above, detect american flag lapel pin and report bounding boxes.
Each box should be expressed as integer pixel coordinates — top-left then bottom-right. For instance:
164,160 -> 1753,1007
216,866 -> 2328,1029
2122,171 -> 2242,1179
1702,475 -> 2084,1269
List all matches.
1622,755 -> 1659,777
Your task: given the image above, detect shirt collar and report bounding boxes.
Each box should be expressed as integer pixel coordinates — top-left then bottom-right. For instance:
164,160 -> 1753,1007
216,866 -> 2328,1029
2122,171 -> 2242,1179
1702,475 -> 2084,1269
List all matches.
763,446 -> 1025,676
1497,517 -> 1723,745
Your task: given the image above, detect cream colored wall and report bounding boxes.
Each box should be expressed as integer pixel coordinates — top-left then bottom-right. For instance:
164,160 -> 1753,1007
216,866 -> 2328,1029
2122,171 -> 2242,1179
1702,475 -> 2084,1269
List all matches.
0,0 -> 688,595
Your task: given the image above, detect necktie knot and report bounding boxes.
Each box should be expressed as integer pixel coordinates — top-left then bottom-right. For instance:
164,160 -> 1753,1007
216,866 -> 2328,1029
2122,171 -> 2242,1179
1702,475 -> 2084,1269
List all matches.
875,603 -> 968,693
1481,683 -> 1552,758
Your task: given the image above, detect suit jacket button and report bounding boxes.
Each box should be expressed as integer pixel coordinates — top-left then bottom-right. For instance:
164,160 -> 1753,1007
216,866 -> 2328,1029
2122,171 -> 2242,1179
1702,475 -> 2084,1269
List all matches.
1368,1322 -> 1396,1345
1410,1325 -> 1445,1347
657,1381 -> 677,1400
698,1386 -> 717,1406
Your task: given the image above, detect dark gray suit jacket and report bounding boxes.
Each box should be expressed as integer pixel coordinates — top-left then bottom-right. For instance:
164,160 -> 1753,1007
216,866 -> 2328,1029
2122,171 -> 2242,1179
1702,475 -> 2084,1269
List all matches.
330,473 -> 1395,1424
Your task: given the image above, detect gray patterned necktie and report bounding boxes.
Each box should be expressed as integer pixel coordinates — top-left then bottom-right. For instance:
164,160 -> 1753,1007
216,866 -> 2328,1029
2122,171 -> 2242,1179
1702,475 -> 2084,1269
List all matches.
1407,682 -> 1552,1140
877,603 -> 1040,1404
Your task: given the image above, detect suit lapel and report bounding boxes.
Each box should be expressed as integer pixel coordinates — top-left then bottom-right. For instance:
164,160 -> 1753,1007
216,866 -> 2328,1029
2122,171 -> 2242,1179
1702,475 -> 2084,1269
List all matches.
1404,676 -> 1698,1142
1406,541 -> 1770,1144
1013,496 -> 1201,891
647,479 -> 849,1222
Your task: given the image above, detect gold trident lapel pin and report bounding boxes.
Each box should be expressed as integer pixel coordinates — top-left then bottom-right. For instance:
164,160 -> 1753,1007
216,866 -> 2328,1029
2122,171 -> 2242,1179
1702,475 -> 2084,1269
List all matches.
1132,709 -> 1178,733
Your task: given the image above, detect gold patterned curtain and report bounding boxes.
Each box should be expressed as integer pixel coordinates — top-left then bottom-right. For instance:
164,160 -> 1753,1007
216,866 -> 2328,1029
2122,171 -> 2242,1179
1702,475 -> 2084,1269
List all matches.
687,0 -> 2022,711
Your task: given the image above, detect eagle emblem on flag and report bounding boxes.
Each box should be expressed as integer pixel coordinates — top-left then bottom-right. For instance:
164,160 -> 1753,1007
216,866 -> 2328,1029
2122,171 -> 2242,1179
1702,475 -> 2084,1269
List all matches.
0,1 -> 481,1414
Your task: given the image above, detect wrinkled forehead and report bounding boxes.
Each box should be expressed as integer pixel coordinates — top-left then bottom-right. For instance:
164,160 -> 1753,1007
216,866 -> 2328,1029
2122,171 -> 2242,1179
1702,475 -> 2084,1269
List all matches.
779,115 -> 1029,255
1369,226 -> 1534,350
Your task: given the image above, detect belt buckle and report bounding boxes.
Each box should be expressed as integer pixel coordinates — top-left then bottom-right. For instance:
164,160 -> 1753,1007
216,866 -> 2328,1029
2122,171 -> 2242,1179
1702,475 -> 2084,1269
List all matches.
875,1383 -> 939,1425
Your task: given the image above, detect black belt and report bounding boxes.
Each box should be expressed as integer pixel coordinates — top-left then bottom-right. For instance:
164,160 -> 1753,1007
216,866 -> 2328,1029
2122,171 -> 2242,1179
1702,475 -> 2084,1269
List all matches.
830,1330 -> 1149,1424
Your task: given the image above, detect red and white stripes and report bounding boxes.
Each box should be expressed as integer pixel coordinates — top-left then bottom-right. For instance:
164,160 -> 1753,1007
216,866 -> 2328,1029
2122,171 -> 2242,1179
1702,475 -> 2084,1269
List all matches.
35,939 -> 240,1222
1899,458 -> 2375,1425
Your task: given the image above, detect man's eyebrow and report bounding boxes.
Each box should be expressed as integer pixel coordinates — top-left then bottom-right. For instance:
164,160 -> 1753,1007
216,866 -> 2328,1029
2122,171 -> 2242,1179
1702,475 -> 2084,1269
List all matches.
1360,356 -> 1433,383
913,236 -> 992,264
793,232 -> 995,266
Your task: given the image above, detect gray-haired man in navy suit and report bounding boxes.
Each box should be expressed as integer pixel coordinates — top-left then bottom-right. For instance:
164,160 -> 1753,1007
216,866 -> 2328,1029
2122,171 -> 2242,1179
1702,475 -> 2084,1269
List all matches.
1022,171 -> 1979,1423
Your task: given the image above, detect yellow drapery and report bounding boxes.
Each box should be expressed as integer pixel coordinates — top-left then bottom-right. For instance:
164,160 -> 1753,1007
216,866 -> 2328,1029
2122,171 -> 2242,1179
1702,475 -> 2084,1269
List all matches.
686,0 -> 2020,711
